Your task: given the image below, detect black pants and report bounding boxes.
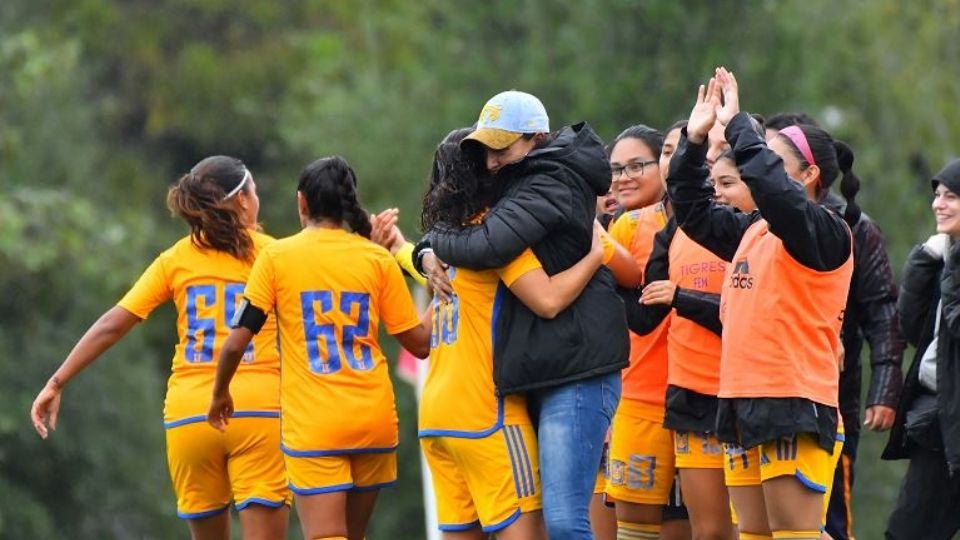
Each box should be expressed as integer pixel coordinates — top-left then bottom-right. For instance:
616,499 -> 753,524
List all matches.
885,445 -> 960,540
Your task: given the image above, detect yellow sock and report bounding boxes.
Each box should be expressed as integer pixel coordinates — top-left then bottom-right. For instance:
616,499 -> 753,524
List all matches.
311,537 -> 348,540
617,520 -> 660,539
740,533 -> 774,540
772,531 -> 821,539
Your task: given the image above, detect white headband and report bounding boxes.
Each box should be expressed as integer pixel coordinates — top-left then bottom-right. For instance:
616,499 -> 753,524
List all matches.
223,168 -> 251,201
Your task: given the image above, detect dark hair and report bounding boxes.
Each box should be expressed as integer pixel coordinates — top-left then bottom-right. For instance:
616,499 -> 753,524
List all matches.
297,156 -> 372,238
421,138 -> 497,231
776,124 -> 861,226
608,124 -> 664,158
166,155 -> 255,261
715,148 -> 736,166
664,119 -> 688,136
765,111 -> 819,131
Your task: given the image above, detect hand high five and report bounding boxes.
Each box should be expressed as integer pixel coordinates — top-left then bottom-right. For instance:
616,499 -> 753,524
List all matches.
687,66 -> 741,145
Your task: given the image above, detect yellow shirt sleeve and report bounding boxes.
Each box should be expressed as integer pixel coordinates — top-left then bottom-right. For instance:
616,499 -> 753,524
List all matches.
394,241 -> 428,287
378,258 -> 421,335
116,256 -> 172,319
609,211 -> 638,248
497,248 -> 543,287
243,249 -> 277,313
599,227 -> 617,265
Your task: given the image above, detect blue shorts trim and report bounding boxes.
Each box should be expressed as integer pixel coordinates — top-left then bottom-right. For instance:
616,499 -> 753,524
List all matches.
288,481 -> 354,495
177,503 -> 230,520
794,469 -> 827,493
482,508 -> 522,533
352,480 -> 397,493
418,398 -> 505,439
439,519 -> 481,532
281,444 -> 397,457
164,410 -> 279,429
836,433 -> 846,443
235,497 -> 287,511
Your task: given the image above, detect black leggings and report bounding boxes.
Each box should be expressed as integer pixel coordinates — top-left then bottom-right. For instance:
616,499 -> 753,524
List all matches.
886,445 -> 960,540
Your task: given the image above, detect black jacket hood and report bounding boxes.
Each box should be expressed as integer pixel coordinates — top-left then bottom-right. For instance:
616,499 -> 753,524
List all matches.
520,122 -> 612,197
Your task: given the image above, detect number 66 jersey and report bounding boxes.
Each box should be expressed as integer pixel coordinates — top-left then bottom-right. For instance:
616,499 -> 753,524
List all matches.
242,227 -> 422,455
117,231 -> 281,428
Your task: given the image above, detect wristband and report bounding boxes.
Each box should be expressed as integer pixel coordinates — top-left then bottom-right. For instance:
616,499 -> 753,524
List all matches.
395,242 -> 428,286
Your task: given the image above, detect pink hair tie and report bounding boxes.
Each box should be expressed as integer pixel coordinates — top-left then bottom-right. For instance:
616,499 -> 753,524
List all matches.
778,125 -> 817,168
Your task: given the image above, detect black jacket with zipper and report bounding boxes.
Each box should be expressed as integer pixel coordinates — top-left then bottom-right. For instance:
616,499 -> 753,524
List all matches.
883,244 -> 960,474
427,122 -> 629,394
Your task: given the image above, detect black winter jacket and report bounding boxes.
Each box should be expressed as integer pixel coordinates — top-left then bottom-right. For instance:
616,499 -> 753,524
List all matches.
821,193 -> 905,438
426,123 -> 630,394
883,244 -> 960,474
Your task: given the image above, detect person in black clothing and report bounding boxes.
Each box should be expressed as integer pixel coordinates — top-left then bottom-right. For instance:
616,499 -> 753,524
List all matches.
414,90 -> 628,540
763,114 -> 905,540
883,159 -> 960,540
668,67 -> 858,539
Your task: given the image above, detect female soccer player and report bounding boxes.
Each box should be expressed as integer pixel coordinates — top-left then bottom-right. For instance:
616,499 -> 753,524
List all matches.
669,67 -> 855,540
207,156 -> 430,540
31,156 -> 289,540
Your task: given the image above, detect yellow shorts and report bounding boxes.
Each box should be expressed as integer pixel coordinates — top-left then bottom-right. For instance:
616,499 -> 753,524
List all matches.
285,451 -> 397,495
723,432 -> 844,524
165,416 -> 289,519
674,431 -> 725,469
606,399 -> 675,505
421,424 -> 542,533
594,439 -> 610,495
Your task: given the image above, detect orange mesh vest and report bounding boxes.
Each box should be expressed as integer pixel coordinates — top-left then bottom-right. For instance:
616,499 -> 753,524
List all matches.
616,204 -> 670,405
719,220 -> 853,407
667,229 -> 727,396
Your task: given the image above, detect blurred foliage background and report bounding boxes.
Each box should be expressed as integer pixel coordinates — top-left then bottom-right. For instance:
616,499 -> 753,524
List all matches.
2,0 -> 958,537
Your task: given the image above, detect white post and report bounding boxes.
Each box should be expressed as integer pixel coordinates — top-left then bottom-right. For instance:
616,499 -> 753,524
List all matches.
412,287 -> 441,540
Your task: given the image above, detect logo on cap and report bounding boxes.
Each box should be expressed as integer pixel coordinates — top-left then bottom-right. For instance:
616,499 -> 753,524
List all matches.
479,104 -> 502,125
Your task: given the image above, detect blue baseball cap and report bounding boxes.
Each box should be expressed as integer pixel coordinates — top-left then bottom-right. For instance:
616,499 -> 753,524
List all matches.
462,90 -> 550,150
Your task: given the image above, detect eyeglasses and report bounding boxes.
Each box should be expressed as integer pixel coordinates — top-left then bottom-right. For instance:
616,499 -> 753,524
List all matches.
611,160 -> 658,180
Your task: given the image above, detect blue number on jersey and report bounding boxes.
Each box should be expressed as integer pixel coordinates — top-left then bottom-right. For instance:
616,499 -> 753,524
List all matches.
301,290 -> 341,374
300,290 -> 375,375
429,267 -> 459,348
185,285 -> 216,362
341,292 -> 374,371
224,283 -> 255,361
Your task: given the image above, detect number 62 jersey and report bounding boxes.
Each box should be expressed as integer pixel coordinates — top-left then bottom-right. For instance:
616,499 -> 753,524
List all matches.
117,231 -> 281,429
242,227 -> 422,456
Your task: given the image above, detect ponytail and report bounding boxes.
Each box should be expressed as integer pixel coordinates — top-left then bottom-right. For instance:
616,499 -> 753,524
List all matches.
297,156 -> 371,238
833,140 -> 861,226
166,156 -> 254,262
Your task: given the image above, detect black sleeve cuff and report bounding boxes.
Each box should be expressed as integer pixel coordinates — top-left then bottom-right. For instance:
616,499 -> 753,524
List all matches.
866,364 -> 904,408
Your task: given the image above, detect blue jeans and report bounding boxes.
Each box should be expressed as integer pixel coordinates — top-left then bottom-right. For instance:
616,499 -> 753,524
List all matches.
528,372 -> 622,540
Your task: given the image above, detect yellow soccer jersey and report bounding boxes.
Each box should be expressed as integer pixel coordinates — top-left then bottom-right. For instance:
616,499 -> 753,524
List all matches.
242,227 -> 421,455
117,231 -> 280,427
418,249 -> 542,437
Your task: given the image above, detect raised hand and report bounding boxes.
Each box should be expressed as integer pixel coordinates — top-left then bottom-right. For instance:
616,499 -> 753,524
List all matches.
714,66 -> 741,126
687,77 -> 721,144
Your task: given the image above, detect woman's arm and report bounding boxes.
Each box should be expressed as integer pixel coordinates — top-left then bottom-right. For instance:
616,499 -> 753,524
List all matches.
208,326 -> 255,431
506,223 -> 605,319
898,243 -> 944,346
429,174 -> 573,270
393,311 -> 432,359
622,220 -> 675,334
668,80 -> 754,261
725,112 -> 851,270
31,306 -> 141,438
601,228 -> 642,288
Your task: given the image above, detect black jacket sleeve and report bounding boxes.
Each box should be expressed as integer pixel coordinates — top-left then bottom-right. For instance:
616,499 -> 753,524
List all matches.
940,244 -> 960,339
898,245 -> 943,346
853,219 -> 906,408
622,220 -> 674,335
667,128 -> 755,262
621,219 -> 723,337
428,173 -> 573,270
726,113 -> 851,271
